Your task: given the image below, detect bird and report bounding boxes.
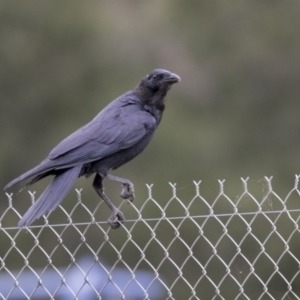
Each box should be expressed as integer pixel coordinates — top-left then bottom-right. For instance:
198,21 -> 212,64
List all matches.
4,69 -> 180,229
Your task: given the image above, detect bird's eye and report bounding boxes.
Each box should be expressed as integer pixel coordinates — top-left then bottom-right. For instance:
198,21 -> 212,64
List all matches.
150,74 -> 164,81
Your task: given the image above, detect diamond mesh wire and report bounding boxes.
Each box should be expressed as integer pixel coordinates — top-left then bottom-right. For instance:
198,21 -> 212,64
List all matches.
1,176 -> 300,299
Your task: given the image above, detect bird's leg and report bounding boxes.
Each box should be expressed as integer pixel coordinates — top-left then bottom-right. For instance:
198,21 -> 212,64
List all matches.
106,174 -> 135,202
93,173 -> 125,229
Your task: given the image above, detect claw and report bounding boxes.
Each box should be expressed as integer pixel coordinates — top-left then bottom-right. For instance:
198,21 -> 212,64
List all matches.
120,183 -> 135,202
108,209 -> 125,229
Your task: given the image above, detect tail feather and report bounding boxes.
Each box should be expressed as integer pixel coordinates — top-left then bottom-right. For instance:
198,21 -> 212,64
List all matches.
18,166 -> 81,227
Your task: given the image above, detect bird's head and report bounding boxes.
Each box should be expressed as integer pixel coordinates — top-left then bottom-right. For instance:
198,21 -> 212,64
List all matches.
135,69 -> 180,107
143,69 -> 181,92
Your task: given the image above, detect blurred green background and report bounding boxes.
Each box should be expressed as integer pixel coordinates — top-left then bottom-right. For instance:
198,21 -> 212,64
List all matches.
1,1 -> 300,299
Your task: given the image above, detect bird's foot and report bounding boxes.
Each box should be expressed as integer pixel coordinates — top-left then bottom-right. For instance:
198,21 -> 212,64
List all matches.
120,183 -> 135,202
108,209 -> 125,229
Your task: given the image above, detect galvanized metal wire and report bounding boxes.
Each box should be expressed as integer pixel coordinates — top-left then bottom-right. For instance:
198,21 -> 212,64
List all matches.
1,176 -> 300,299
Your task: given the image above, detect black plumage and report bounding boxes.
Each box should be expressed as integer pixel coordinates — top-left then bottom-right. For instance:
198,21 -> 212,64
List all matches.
4,69 -> 180,228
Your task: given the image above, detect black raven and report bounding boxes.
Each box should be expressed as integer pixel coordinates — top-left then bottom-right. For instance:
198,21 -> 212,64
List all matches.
4,69 -> 180,229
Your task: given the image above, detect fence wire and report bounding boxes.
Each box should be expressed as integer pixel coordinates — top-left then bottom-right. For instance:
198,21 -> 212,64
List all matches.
1,176 -> 300,300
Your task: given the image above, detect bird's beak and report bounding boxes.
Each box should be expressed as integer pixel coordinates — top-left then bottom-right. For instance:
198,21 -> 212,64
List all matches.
164,72 -> 181,84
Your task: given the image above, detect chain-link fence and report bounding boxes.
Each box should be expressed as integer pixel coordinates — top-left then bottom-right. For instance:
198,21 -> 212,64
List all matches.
1,176 -> 300,299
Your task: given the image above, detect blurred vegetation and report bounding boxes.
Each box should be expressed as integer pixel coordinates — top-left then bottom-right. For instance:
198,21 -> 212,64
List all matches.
1,0 -> 300,298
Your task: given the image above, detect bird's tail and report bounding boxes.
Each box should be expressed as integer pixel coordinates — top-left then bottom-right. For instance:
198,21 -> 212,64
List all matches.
18,166 -> 82,227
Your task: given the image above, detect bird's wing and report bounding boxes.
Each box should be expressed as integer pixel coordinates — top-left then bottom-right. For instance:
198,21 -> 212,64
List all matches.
48,102 -> 156,167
